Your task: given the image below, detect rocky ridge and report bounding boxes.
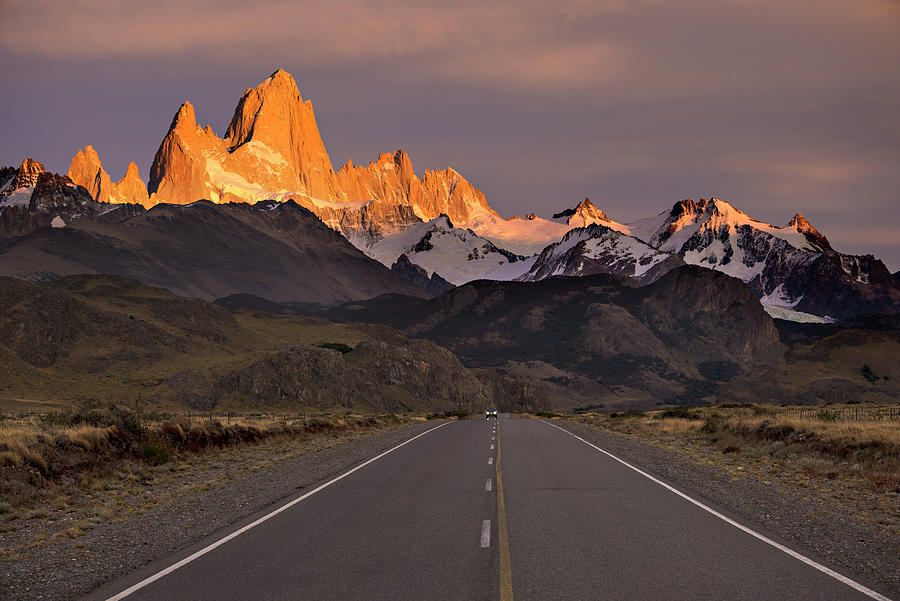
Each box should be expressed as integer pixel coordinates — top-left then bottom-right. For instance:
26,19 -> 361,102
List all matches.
140,69 -> 495,247
318,267 -> 785,405
517,223 -> 683,284
603,198 -> 900,319
0,159 -> 109,238
0,198 -> 430,304
67,146 -> 151,208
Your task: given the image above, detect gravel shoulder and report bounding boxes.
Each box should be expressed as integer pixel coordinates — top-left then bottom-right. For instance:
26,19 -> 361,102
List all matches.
549,418 -> 900,599
2,420 -> 444,601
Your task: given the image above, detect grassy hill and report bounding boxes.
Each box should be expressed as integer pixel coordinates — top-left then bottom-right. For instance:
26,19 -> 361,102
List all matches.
0,275 -> 484,414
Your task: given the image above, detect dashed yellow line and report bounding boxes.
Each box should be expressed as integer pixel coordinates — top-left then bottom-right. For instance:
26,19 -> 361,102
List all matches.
496,423 -> 514,601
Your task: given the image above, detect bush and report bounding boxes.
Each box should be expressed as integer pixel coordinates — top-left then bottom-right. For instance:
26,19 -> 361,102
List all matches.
426,410 -> 469,420
701,415 -> 722,433
318,342 -> 353,354
816,409 -> 837,422
609,410 -> 645,419
658,407 -> 701,420
534,411 -> 560,418
861,364 -> 879,383
142,438 -> 173,465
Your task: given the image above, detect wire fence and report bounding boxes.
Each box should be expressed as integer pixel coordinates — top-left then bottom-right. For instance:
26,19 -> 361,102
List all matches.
781,407 -> 899,421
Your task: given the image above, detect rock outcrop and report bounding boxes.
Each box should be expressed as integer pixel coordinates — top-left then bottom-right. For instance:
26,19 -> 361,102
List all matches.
67,146 -> 151,208
215,339 -> 488,412
390,254 -> 455,296
552,198 -> 613,228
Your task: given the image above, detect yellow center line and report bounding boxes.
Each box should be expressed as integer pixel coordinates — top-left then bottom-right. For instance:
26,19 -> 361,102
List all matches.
496,422 -> 514,601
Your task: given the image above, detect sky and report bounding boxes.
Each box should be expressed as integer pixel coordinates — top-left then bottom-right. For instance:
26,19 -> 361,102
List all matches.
1,0 -> 898,270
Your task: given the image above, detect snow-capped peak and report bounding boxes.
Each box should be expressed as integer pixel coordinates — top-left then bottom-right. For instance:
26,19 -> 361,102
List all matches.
552,198 -> 614,227
517,222 -> 680,283
365,214 -> 534,285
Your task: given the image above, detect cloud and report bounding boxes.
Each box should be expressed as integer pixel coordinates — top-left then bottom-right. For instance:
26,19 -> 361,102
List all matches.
1,0 -> 898,269
0,1 -> 610,60
720,156 -> 881,186
3,0 -> 897,100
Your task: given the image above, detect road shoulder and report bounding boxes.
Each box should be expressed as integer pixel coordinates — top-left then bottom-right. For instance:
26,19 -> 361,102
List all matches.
3,420 -> 444,601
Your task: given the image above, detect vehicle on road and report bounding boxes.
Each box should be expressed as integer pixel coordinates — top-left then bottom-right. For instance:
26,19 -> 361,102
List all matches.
485,408 -> 498,420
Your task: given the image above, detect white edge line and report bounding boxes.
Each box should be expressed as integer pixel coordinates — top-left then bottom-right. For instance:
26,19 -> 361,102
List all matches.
539,420 -> 894,601
104,421 -> 452,601
480,519 -> 491,548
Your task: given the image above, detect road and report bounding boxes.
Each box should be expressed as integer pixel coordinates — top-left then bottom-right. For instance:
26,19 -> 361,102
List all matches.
84,417 -> 893,601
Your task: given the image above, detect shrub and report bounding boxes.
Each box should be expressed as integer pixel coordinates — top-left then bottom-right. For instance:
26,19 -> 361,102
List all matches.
426,410 -> 469,420
0,451 -> 20,467
318,342 -> 353,354
816,409 -> 837,422
861,364 -> 877,382
701,415 -> 722,433
609,410 -> 645,419
158,422 -> 187,444
658,407 -> 701,420
534,411 -> 560,418
142,440 -> 172,465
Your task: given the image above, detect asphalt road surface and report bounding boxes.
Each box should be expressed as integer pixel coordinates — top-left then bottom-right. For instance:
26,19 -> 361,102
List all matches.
84,417 -> 893,601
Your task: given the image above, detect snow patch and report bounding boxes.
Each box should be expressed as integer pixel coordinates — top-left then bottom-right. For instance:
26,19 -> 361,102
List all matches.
241,140 -> 289,168
367,215 -> 534,285
461,210 -> 569,255
0,186 -> 34,208
762,305 -> 836,324
50,215 -> 65,228
760,284 -> 800,308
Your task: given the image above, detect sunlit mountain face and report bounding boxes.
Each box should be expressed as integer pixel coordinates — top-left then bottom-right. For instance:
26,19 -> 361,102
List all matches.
1,68 -> 898,321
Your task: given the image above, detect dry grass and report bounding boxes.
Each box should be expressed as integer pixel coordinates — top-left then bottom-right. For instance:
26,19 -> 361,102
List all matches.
0,410 -> 414,561
567,404 -> 900,493
0,424 -> 113,471
0,408 -> 408,511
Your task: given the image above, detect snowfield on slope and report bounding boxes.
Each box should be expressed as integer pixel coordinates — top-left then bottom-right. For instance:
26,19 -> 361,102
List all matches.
367,215 -> 535,285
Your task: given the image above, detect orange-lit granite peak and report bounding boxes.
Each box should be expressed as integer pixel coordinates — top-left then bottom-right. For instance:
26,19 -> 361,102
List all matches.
67,145 -> 151,208
223,68 -> 340,203
140,69 -> 497,245
116,162 -> 151,208
148,101 -> 231,205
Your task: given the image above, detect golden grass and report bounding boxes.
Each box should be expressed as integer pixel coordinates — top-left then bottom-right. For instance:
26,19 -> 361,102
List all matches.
569,404 -> 900,492
732,415 -> 900,448
0,411 -> 413,561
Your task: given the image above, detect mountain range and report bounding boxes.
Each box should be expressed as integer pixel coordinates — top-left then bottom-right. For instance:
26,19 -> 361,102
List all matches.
1,67 -> 898,323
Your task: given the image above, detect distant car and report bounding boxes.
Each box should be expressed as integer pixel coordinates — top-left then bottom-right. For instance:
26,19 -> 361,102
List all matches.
485,408 -> 498,420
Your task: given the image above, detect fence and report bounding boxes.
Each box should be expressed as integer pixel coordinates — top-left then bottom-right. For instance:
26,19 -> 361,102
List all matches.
782,407 -> 899,421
